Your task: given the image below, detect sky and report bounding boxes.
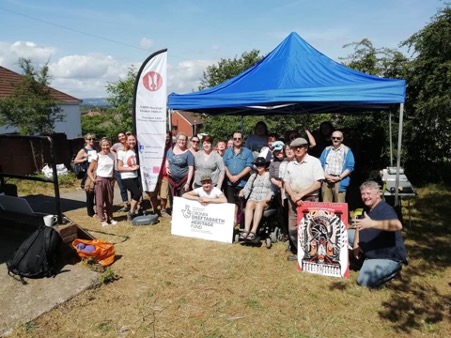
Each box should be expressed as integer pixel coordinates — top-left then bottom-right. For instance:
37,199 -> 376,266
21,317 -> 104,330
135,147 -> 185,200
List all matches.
0,0 -> 445,99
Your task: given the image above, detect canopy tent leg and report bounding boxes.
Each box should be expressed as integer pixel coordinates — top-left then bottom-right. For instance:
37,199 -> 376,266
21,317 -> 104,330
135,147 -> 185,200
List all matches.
389,112 -> 393,167
394,103 -> 404,206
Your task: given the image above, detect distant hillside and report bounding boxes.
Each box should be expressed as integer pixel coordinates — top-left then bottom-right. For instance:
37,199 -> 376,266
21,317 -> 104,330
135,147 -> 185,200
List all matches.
81,98 -> 111,107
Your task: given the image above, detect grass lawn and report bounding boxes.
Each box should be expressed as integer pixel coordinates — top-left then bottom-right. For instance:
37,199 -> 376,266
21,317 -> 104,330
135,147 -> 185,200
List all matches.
10,184 -> 451,338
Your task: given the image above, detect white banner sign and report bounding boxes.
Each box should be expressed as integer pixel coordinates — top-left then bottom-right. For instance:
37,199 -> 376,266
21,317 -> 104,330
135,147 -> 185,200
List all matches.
134,49 -> 167,192
171,197 -> 235,243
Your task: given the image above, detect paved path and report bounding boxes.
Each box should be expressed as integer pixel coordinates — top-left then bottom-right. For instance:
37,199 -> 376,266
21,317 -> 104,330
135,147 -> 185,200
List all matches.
0,186 -> 125,336
25,185 -> 126,216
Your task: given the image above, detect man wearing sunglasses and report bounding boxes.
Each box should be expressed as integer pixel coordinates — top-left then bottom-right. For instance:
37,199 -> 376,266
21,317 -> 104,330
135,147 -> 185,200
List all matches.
223,131 -> 254,223
319,131 -> 355,203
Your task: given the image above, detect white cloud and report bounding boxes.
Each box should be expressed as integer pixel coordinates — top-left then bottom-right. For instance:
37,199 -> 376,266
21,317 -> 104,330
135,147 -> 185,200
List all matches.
49,54 -> 134,98
0,39 -> 212,98
0,41 -> 56,71
50,54 -> 108,78
140,37 -> 153,50
167,59 -> 214,94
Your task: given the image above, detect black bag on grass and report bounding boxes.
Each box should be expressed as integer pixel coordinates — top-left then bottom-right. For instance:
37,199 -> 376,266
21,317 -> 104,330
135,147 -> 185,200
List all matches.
6,225 -> 62,284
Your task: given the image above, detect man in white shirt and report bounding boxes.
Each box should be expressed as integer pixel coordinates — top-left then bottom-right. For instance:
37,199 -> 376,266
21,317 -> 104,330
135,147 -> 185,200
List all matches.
182,174 -> 227,206
283,138 -> 325,260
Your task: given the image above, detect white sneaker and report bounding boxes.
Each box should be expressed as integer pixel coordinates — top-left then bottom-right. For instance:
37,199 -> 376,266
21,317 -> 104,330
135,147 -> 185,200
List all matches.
109,219 -> 118,225
101,221 -> 109,227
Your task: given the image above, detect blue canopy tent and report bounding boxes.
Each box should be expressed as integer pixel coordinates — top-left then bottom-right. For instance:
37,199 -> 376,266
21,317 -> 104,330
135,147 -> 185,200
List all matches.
168,32 -> 405,115
167,32 -> 407,203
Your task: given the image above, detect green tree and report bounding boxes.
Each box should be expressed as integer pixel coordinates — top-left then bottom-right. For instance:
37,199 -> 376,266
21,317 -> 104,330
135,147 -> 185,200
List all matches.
401,5 -> 451,183
0,58 -> 64,135
198,50 -> 324,140
338,39 -> 408,168
198,50 -> 265,140
105,66 -> 136,133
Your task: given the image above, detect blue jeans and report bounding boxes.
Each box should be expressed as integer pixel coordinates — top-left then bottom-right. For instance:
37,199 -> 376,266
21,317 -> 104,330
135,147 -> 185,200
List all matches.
115,170 -> 129,203
348,230 -> 402,288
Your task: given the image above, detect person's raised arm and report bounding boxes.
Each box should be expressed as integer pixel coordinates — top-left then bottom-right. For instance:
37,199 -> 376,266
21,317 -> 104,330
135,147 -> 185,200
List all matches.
355,212 -> 402,232
305,129 -> 316,149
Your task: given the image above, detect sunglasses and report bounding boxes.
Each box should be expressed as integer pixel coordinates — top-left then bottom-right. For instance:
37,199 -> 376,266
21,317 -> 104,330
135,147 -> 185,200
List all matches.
332,137 -> 342,140
233,137 -> 242,141
86,138 -> 95,141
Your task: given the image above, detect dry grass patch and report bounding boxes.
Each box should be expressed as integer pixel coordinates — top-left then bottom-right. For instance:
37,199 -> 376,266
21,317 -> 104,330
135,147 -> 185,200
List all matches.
10,185 -> 451,338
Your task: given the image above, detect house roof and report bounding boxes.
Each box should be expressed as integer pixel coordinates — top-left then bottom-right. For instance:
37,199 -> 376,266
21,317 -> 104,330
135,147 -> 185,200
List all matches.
173,110 -> 203,126
0,66 -> 81,104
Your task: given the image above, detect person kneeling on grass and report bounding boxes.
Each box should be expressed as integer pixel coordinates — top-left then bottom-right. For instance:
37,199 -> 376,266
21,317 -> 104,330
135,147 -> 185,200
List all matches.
182,174 -> 227,206
349,180 -> 408,288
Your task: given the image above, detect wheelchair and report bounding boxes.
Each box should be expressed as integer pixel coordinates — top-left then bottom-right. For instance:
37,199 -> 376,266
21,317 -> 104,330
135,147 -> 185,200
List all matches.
234,195 -> 283,249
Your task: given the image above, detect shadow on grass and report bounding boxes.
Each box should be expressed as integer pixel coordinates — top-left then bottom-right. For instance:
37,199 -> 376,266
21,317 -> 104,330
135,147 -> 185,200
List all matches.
328,185 -> 451,333
378,186 -> 451,333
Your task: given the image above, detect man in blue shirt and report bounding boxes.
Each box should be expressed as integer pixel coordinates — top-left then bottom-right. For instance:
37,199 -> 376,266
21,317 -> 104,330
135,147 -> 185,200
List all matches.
349,180 -> 407,288
223,131 -> 254,223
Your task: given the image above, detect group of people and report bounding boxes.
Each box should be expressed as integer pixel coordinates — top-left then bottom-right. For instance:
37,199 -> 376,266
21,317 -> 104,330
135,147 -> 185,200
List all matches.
73,132 -> 142,226
74,120 -> 407,288
171,121 -> 406,288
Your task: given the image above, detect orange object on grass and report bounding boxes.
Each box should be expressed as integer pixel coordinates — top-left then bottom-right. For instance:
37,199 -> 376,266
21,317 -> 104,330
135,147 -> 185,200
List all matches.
72,239 -> 115,267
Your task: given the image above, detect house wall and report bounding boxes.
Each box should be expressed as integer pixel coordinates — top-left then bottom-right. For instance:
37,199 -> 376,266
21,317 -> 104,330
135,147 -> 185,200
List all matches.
171,114 -> 193,137
0,103 -> 82,140
54,104 -> 82,139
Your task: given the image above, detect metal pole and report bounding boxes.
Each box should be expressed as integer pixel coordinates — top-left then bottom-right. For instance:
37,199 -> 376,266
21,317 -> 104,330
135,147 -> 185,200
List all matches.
168,108 -> 172,133
395,103 -> 404,206
389,112 -> 393,167
46,136 -> 63,224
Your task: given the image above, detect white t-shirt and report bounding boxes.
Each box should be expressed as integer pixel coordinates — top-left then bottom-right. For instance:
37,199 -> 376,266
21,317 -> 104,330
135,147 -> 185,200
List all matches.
86,148 -> 97,163
117,149 -> 138,179
192,186 -> 224,199
94,153 -> 115,178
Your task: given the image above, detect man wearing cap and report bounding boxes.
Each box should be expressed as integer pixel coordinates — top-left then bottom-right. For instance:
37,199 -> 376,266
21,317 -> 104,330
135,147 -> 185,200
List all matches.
283,137 -> 325,259
182,174 -> 227,205
319,130 -> 355,203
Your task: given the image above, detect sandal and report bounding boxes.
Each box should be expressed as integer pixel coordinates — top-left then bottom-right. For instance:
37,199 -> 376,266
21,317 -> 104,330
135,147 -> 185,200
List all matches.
239,231 -> 249,240
246,232 -> 257,241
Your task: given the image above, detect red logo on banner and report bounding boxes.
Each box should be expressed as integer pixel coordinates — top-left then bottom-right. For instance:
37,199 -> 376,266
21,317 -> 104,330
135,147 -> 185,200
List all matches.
143,71 -> 163,91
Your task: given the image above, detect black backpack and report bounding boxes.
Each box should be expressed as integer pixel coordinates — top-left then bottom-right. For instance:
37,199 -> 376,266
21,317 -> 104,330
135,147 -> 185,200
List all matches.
6,225 -> 63,284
